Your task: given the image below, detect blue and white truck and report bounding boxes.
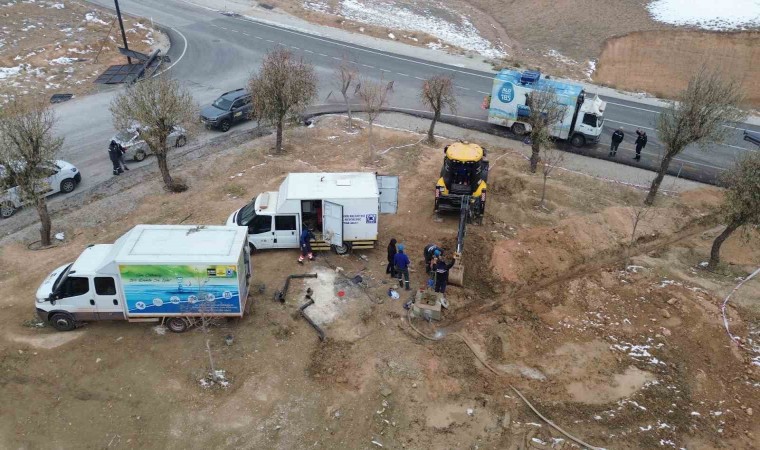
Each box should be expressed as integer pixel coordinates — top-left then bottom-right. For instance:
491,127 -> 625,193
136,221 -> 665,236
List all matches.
35,225 -> 251,333
487,69 -> 606,147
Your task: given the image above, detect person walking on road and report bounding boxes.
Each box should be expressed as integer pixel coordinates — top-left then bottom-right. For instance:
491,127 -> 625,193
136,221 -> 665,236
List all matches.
393,243 -> 411,291
108,142 -> 123,176
610,127 -> 624,157
433,256 -> 455,294
634,129 -> 647,161
386,238 -> 397,278
298,226 -> 315,264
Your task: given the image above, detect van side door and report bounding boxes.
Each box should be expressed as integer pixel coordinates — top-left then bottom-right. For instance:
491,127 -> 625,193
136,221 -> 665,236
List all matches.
247,215 -> 274,249
273,215 -> 299,248
93,276 -> 126,320
53,276 -> 96,320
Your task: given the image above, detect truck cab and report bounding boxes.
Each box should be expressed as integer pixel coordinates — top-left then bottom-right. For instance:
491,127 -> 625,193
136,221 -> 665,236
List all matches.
36,245 -> 125,331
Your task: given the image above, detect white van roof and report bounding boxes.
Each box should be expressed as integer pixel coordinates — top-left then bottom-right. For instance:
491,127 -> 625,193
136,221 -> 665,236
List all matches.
113,225 -> 247,265
279,172 -> 379,203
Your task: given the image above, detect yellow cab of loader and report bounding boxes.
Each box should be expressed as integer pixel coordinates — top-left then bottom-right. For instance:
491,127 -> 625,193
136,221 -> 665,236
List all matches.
434,141 -> 489,224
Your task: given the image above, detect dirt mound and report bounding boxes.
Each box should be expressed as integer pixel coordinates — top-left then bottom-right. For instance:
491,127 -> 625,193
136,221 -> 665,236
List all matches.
595,30 -> 760,107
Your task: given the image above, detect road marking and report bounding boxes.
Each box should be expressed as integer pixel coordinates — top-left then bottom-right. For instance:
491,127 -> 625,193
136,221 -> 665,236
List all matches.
266,39 -> 275,43
318,53 -> 328,57
227,15 -> 495,81
605,101 -> 661,114
396,72 -> 409,77
254,36 -> 263,39
220,27 -> 228,30
304,49 -> 314,53
331,56 -> 341,61
477,90 -> 490,95
229,29 -> 239,33
361,64 -> 375,69
242,32 -> 249,36
154,27 -> 188,77
605,119 -> 655,131
455,85 -> 471,91
414,76 -> 424,80
291,46 -> 300,50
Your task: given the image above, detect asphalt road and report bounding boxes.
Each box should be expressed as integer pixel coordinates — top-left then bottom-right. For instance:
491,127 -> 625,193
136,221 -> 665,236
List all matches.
51,0 -> 760,199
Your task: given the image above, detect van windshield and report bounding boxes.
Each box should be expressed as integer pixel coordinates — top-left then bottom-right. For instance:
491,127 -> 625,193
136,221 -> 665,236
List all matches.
52,263 -> 73,293
237,201 -> 256,226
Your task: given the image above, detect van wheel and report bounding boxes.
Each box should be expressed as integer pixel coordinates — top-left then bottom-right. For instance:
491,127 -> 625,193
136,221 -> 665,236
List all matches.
166,317 -> 189,333
570,134 -> 586,148
511,123 -> 526,136
134,150 -> 146,162
333,243 -> 350,255
0,201 -> 16,219
60,178 -> 76,193
175,135 -> 187,148
50,313 -> 76,331
220,120 -> 231,132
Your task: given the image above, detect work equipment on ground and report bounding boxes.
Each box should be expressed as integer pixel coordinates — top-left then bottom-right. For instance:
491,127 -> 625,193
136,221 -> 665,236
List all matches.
299,288 -> 325,341
434,142 -> 488,224
274,273 -> 318,303
448,197 -> 473,287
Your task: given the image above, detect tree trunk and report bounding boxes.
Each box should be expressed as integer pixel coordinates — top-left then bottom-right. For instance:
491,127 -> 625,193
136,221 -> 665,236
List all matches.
368,121 -> 375,161
540,174 -> 548,207
529,141 -> 541,173
645,153 -> 674,205
344,95 -> 353,131
275,120 -> 284,153
427,111 -> 440,143
156,153 -> 173,190
708,220 -> 741,269
36,197 -> 52,247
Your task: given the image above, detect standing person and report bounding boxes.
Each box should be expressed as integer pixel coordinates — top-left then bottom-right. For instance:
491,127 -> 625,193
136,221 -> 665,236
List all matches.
393,243 -> 411,291
610,127 -> 624,157
423,243 -> 441,274
386,238 -> 397,278
298,225 -> 315,264
433,256 -> 456,294
634,130 -> 647,161
118,146 -> 130,172
108,142 -> 123,176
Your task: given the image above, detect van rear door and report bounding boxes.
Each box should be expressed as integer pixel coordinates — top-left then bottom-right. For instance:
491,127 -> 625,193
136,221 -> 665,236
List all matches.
377,175 -> 399,214
322,201 -> 343,247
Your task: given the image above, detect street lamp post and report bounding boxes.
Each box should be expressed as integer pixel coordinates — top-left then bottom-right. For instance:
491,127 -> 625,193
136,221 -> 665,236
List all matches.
114,0 -> 132,64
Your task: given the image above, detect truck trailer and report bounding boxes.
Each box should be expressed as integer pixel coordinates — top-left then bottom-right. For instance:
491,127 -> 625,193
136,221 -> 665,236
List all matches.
35,225 -> 251,333
487,69 -> 606,147
227,172 -> 398,254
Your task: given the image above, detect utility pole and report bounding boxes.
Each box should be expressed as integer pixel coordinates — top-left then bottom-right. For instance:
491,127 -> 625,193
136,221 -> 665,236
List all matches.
114,0 -> 131,64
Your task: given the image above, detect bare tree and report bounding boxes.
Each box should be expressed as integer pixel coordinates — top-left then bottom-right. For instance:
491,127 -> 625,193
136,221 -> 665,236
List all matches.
645,67 -> 746,205
538,144 -> 565,209
707,152 -> 760,269
420,74 -> 457,143
249,47 -> 318,153
522,87 -> 565,173
625,202 -> 653,267
357,75 -> 392,161
0,99 -> 63,246
110,75 -> 197,192
334,56 -> 358,131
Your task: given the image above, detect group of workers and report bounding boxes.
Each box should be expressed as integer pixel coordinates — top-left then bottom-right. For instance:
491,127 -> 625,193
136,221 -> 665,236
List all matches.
386,239 -> 454,293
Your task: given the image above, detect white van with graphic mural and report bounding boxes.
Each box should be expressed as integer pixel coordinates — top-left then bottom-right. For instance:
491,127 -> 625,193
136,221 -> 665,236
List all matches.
226,172 -> 398,254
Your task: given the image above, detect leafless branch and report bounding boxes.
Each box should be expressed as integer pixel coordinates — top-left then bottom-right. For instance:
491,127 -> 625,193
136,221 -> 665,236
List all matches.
419,74 -> 457,143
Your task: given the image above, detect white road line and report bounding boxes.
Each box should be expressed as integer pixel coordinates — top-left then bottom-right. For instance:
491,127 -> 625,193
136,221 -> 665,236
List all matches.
414,76 -> 425,80
266,39 -> 275,43
477,90 -> 490,95
605,119 -> 655,131
361,64 -> 375,69
242,32 -> 249,36
455,85 -> 471,91
605,101 -> 661,114
331,56 -> 341,60
318,53 -> 328,57
254,36 -> 263,39
291,46 -> 300,50
220,27 -> 228,30
396,72 -> 409,77
154,27 -> 188,77
228,15 -> 494,80
304,49 -> 314,53
229,29 -> 239,33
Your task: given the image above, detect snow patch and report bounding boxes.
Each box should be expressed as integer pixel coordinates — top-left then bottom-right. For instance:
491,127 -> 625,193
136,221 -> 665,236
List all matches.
49,57 -> 77,65
647,0 -> 760,31
49,2 -> 64,9
85,12 -> 109,25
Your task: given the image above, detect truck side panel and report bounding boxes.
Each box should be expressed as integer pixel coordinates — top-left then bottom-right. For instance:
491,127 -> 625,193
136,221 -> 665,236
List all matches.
328,197 -> 379,241
118,263 -> 244,317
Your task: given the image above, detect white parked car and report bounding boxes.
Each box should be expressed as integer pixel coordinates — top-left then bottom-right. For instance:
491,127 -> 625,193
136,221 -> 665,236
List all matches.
109,126 -> 187,162
0,160 -> 81,218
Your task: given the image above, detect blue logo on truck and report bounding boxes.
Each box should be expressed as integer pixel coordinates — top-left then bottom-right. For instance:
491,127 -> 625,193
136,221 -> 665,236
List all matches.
498,82 -> 515,103
366,214 -> 377,224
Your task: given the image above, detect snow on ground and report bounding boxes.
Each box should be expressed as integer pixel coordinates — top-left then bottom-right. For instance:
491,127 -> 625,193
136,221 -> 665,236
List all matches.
647,0 -> 760,30
303,0 -> 506,59
0,65 -> 24,79
84,12 -> 108,25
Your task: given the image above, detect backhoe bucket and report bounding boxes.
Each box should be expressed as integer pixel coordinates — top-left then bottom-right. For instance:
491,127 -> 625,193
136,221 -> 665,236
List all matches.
448,256 -> 464,287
